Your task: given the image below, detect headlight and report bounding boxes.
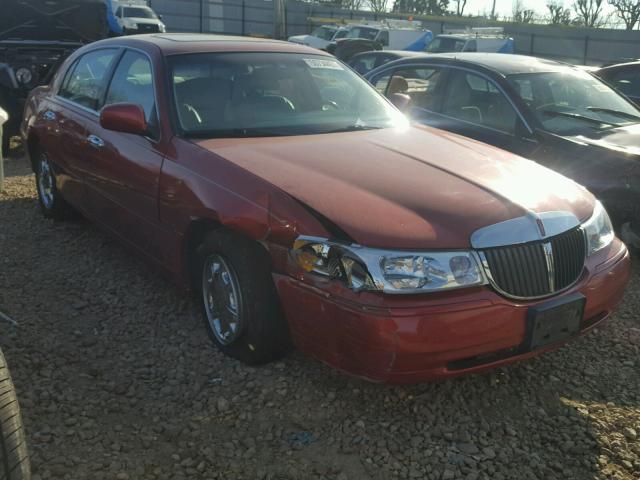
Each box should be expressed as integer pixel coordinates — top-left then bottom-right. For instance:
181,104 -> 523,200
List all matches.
581,201 -> 614,256
122,19 -> 137,29
159,23 -> 166,32
291,236 -> 486,293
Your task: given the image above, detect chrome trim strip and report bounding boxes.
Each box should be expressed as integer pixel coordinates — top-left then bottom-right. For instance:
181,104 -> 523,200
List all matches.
470,211 -> 580,249
542,242 -> 556,292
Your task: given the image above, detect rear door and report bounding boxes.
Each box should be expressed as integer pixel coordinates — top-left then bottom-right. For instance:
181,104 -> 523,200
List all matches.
81,48 -> 166,259
50,48 -> 120,209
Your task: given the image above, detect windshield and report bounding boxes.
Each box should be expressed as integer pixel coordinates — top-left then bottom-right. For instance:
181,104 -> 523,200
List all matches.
169,52 -> 404,138
346,27 -> 380,40
507,70 -> 640,135
425,37 -> 466,53
311,26 -> 336,41
123,7 -> 157,19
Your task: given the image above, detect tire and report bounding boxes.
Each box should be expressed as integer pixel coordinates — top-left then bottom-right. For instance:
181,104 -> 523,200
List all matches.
0,348 -> 30,480
196,229 -> 292,365
34,151 -> 71,220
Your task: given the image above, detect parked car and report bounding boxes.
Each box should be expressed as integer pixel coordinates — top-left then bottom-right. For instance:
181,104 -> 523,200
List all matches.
594,61 -> 640,106
0,0 -> 108,156
347,50 -> 425,76
288,25 -> 346,50
107,1 -> 166,35
327,24 -> 433,61
367,53 -> 640,239
425,30 -> 514,54
22,35 -> 630,383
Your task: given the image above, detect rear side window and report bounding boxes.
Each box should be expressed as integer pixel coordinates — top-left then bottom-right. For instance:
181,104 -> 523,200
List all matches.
59,49 -> 118,111
105,50 -> 158,135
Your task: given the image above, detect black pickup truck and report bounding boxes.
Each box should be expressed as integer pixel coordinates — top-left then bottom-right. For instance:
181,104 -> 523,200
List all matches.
0,0 -> 108,155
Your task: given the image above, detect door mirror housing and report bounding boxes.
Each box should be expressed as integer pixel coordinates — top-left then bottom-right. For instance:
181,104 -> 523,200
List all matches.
388,92 -> 411,112
100,103 -> 147,135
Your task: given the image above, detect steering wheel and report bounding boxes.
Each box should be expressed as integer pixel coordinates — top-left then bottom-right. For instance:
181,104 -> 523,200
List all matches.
321,101 -> 340,111
181,103 -> 203,125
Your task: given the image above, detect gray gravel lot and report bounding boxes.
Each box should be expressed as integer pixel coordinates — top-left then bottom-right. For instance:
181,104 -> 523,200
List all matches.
0,153 -> 639,480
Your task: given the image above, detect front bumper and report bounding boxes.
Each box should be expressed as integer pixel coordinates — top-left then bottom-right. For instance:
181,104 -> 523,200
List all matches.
274,238 -> 630,384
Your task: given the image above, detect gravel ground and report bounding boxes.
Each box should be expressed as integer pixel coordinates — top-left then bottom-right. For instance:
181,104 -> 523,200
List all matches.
0,152 -> 639,480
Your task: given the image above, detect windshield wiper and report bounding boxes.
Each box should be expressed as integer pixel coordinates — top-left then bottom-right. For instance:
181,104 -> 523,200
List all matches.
326,125 -> 382,133
185,128 -> 288,139
586,107 -> 640,122
541,110 -> 618,127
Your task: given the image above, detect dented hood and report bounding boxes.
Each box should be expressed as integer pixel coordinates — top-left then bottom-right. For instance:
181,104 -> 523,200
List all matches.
195,126 -> 594,249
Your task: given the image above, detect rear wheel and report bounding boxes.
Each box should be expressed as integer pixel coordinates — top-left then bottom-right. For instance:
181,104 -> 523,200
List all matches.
196,230 -> 292,365
35,152 -> 71,220
0,348 -> 30,480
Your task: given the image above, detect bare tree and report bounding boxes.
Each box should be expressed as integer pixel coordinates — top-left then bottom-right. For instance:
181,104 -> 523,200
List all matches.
453,0 -> 467,15
512,0 -> 536,22
546,0 -> 572,24
572,0 -> 605,27
368,0 -> 390,13
609,0 -> 640,30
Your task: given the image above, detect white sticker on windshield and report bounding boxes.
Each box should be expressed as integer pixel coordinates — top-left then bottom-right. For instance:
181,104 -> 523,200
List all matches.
303,58 -> 344,70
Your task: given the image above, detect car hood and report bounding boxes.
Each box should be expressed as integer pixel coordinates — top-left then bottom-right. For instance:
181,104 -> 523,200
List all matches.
564,123 -> 640,156
195,126 -> 594,249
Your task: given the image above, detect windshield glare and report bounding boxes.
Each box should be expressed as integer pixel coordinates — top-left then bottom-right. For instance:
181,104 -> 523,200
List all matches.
123,7 -> 157,19
426,37 -> 466,53
169,52 -> 405,138
311,26 -> 336,41
507,70 -> 640,135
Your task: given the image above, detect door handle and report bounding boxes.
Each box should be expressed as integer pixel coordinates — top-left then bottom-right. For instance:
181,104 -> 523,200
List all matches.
43,110 -> 56,121
87,134 -> 105,148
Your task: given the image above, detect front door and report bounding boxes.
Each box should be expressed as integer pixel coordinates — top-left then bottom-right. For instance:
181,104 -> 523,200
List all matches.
81,49 -> 166,260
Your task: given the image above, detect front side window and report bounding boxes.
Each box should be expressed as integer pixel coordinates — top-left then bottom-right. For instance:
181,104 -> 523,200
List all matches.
507,69 -> 640,135
443,70 -> 518,134
607,68 -> 640,98
385,67 -> 444,114
105,50 -> 157,135
169,52 -> 405,137
59,49 -> 118,110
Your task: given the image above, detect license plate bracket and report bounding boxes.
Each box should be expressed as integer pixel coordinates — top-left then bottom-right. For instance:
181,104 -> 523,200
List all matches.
525,292 -> 585,350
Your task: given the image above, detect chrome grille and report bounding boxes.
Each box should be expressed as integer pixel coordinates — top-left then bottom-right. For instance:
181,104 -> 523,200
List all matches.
481,228 -> 586,299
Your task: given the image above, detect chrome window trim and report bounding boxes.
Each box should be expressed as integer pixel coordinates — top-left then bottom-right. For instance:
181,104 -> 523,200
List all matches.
369,62 -> 534,135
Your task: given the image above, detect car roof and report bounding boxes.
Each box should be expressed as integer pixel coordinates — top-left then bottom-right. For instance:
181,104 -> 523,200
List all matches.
598,60 -> 640,71
85,33 -> 331,56
389,53 -> 579,76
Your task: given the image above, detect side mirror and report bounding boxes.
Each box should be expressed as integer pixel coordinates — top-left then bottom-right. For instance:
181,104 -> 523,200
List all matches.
388,92 -> 411,112
100,103 -> 147,135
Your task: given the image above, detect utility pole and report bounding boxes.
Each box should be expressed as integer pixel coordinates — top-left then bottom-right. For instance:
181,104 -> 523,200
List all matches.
490,0 -> 496,20
274,0 -> 286,39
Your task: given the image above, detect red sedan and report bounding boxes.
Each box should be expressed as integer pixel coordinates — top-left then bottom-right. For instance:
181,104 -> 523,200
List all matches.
21,34 -> 630,383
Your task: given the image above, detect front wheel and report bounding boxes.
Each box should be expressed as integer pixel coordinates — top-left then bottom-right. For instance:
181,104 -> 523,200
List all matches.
196,230 -> 292,365
0,348 -> 30,480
